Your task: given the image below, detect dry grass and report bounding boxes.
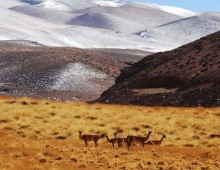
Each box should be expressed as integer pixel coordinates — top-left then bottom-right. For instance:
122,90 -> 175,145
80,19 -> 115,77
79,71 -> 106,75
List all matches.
0,96 -> 219,169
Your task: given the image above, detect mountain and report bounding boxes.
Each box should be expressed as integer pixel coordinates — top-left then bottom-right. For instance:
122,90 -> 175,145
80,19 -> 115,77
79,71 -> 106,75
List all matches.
139,16 -> 220,47
1,0 -> 216,52
95,30 -> 220,107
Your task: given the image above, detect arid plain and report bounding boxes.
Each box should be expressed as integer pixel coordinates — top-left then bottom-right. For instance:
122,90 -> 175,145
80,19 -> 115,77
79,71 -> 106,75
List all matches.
0,96 -> 219,170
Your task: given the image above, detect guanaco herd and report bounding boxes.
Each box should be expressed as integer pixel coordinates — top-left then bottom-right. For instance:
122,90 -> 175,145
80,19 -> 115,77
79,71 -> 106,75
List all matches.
79,130 -> 166,150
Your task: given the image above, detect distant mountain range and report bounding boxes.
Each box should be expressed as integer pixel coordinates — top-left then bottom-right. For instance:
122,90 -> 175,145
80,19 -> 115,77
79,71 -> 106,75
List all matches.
0,0 -> 219,52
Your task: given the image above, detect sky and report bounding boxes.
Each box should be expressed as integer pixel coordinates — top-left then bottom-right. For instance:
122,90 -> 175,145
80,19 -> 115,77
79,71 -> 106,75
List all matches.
137,0 -> 220,12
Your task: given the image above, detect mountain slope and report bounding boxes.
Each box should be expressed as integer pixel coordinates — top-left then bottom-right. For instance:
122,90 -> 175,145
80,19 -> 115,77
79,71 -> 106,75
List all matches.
95,31 -> 220,107
10,5 -> 76,24
200,12 -> 220,23
73,6 -> 181,32
0,0 -> 25,8
1,7 -> 161,50
67,11 -> 148,33
11,3 -> 181,33
0,45 -> 127,101
140,16 -> 220,47
35,0 -> 96,11
90,0 -> 197,18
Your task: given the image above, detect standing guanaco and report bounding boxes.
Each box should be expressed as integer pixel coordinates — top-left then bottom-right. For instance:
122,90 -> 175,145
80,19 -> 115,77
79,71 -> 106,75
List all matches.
126,131 -> 152,150
106,132 -> 118,148
79,130 -> 101,147
145,134 -> 166,146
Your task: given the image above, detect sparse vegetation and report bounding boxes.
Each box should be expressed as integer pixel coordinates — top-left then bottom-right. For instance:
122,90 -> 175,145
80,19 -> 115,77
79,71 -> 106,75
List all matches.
0,96 -> 219,169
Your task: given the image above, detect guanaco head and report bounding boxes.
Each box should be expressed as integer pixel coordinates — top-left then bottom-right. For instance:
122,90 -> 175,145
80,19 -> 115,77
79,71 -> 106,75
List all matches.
163,134 -> 166,138
210,134 -> 216,138
79,130 -> 83,135
100,133 -> 106,138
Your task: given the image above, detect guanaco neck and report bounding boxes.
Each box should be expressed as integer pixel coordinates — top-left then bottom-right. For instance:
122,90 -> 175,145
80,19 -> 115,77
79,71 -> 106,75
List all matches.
146,131 -> 152,140
159,136 -> 166,145
160,136 -> 164,143
106,136 -> 111,142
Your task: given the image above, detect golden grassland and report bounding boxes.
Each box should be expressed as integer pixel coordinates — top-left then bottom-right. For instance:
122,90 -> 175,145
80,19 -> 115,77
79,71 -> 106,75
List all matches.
0,96 -> 219,170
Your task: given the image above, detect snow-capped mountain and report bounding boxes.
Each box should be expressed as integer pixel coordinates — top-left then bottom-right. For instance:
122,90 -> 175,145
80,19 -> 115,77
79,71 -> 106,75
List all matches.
0,0 -> 220,52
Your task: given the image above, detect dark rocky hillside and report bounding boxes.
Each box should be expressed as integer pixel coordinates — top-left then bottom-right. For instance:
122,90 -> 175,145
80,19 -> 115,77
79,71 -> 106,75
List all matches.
95,31 -> 220,107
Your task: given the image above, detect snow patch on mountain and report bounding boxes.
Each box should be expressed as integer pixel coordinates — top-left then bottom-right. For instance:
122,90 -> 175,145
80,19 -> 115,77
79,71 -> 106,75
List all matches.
50,62 -> 113,93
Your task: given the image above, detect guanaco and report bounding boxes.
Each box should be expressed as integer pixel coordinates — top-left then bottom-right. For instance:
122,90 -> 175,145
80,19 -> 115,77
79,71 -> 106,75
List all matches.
145,134 -> 166,146
106,132 -> 118,148
114,132 -> 125,148
79,130 -> 101,147
210,134 -> 220,138
126,131 -> 152,150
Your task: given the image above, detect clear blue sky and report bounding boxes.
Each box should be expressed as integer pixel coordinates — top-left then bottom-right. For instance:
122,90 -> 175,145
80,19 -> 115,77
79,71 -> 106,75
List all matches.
137,0 -> 220,12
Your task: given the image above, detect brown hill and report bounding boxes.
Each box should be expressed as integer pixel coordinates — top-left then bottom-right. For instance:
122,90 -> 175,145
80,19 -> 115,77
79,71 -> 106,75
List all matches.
95,31 -> 220,107
0,45 -> 130,101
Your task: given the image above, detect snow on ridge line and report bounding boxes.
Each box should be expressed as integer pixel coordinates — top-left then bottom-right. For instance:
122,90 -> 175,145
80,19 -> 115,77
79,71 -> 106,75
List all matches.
17,0 -> 197,18
92,0 -> 125,7
35,1 -> 73,11
89,0 -> 197,17
158,5 -> 198,17
130,2 -> 197,18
